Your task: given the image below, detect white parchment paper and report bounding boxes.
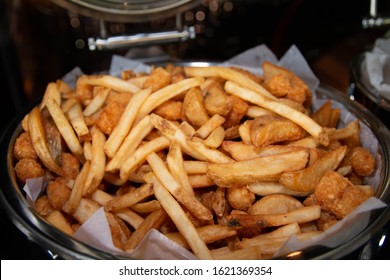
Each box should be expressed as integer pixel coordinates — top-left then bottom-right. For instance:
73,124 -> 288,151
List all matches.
361,37 -> 390,102
24,44 -> 387,259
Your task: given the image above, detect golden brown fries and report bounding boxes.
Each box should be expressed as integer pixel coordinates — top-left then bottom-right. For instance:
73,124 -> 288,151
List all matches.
12,60 -> 378,259
224,81 -> 334,146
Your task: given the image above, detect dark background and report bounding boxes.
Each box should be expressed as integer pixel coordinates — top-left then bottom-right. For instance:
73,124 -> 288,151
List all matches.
1,0 -> 390,259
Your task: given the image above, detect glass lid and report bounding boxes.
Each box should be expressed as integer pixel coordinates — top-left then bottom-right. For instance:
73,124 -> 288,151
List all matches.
51,0 -> 202,22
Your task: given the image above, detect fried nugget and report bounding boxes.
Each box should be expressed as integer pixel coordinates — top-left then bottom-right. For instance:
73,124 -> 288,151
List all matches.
262,61 -> 312,105
250,114 -> 306,147
62,152 -> 80,180
314,171 -> 374,219
14,158 -> 45,184
226,186 -> 256,211
35,195 -> 54,217
13,131 -> 38,160
223,95 -> 249,129
47,177 -> 71,210
349,147 -> 376,177
95,99 -> 127,135
143,66 -> 171,92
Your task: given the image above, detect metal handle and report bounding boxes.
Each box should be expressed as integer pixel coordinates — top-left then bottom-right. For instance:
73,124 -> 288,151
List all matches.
88,26 -> 196,51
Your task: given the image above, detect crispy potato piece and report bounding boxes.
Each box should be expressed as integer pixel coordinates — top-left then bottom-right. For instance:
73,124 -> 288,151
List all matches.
181,86 -> 210,127
331,120 -> 360,142
150,114 -> 204,159
27,107 -> 63,175
237,222 -> 307,255
203,126 -> 225,148
179,121 -> 196,138
146,154 -> 212,221
153,176 -> 213,260
183,160 -> 208,174
167,142 -> 195,196
82,88 -> 110,117
186,139 -> 235,163
56,79 -> 74,98
223,95 -> 249,129
207,149 -> 309,187
61,98 -> 79,114
45,97 -> 85,163
189,174 -> 215,188
83,128 -> 106,195
83,141 -> 92,161
89,189 -> 144,229
136,77 -> 204,121
76,74 -> 140,98
250,115 -> 306,147
246,105 -> 273,118
45,210 -> 75,235
204,81 -> 232,116
40,82 -> 61,110
225,81 -> 333,146
247,194 -> 303,215
230,66 -> 263,84
153,100 -> 183,121
247,182 -> 311,197
67,160 -> 91,214
63,197 -> 100,223
104,88 -> 152,158
279,145 -> 347,192
119,136 -> 170,181
130,200 -> 161,214
165,224 -> 237,250
238,120 -> 252,145
311,100 -> 340,128
211,245 -> 262,260
227,205 -> 321,228
194,114 -> 226,139
67,102 -> 91,142
125,208 -> 168,251
104,183 -> 154,212
224,125 -> 240,140
184,66 -> 276,99
222,141 -> 306,161
106,115 -> 154,173
287,136 -> 321,148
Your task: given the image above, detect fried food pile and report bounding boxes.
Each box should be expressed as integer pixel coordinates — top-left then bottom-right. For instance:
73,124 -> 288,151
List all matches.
12,61 -> 377,259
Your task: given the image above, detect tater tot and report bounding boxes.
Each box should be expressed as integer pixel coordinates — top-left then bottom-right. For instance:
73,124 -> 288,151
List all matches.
15,158 -> 45,184
46,177 -> 72,210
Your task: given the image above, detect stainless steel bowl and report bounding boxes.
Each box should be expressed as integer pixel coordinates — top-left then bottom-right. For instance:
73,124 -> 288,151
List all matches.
349,53 -> 390,129
1,72 -> 390,259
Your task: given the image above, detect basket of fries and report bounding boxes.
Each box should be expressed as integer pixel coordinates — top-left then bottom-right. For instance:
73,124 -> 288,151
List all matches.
1,45 -> 390,260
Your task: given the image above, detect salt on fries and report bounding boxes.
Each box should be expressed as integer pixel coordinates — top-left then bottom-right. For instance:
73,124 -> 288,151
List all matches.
12,61 -> 377,259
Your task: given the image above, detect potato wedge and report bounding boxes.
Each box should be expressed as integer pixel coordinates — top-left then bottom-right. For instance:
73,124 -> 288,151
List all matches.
207,148 -> 309,187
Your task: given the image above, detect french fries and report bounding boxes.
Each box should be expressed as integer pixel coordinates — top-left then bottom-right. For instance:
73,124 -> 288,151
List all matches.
13,60 -> 378,260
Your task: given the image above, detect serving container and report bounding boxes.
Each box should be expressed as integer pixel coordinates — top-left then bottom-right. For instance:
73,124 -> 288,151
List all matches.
1,61 -> 390,259
349,53 -> 390,129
